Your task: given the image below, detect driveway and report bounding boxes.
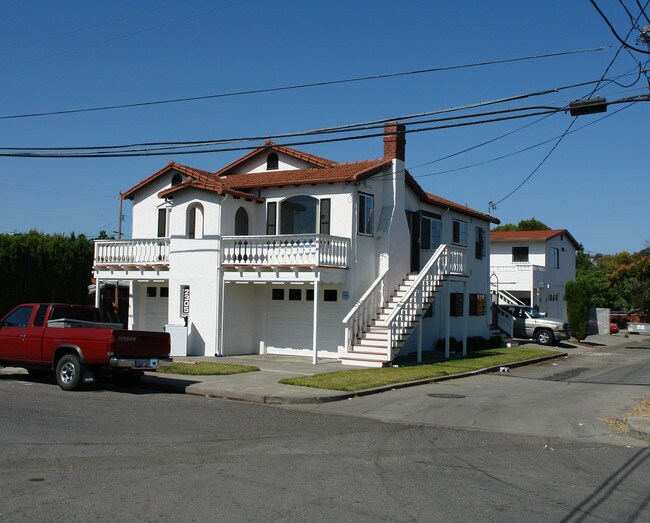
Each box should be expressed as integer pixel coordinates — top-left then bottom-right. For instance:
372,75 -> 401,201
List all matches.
286,337 -> 650,446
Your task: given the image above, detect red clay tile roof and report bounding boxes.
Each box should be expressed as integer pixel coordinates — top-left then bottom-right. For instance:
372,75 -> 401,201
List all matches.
490,229 -> 579,248
121,162 -> 214,200
223,158 -> 392,189
159,179 -> 264,202
121,146 -> 499,225
213,141 -> 337,177
405,171 -> 500,224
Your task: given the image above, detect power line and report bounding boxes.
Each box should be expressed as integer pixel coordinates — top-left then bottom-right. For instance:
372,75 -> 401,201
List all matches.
589,0 -> 650,54
0,0 -> 249,72
411,103 -> 635,179
1,0 -> 193,52
0,46 -> 611,121
2,74 -> 641,155
2,95 -> 647,159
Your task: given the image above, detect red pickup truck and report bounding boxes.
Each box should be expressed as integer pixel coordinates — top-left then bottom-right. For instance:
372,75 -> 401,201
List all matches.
0,303 -> 170,391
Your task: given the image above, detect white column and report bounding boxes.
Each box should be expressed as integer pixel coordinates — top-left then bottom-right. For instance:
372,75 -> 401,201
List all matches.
128,280 -> 135,330
462,280 -> 468,357
445,283 -> 451,360
312,278 -> 320,365
94,277 -> 101,309
218,273 -> 226,357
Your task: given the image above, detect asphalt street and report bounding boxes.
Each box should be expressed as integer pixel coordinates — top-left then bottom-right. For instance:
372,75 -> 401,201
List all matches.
287,339 -> 650,447
0,377 -> 648,522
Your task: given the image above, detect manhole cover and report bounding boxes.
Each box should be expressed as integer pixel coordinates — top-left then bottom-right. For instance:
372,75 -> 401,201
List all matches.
427,393 -> 465,399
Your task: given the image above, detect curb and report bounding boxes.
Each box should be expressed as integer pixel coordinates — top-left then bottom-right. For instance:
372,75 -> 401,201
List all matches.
141,352 -> 567,404
627,417 -> 650,443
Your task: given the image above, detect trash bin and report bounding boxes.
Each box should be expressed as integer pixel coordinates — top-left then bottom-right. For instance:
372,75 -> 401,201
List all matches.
165,324 -> 188,356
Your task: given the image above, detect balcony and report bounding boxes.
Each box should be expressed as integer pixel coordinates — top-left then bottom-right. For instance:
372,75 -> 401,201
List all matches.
94,239 -> 170,270
491,263 -> 546,288
221,234 -> 350,269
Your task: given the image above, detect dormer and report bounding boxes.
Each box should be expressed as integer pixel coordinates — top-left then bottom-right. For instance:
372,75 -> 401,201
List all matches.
213,141 -> 338,177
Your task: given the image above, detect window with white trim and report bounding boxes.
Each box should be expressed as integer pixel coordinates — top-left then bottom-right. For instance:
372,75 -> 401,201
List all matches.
550,247 -> 560,269
452,220 -> 467,246
358,193 -> 374,236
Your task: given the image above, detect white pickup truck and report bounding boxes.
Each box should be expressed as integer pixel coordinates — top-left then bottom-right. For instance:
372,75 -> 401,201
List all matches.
498,305 -> 571,346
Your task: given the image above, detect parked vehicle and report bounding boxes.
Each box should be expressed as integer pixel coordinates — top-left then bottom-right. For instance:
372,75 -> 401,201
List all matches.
0,303 -> 170,390
498,305 -> 571,346
610,322 -> 620,334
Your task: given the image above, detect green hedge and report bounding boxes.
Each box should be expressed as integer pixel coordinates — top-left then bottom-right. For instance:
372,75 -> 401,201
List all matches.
0,231 -> 94,317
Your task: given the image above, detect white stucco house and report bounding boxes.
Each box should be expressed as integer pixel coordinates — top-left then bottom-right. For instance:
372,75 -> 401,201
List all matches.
489,229 -> 579,322
93,124 -> 499,367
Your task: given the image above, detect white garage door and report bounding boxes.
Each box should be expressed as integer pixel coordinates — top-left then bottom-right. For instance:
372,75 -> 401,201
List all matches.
141,285 -> 169,333
266,287 -> 342,352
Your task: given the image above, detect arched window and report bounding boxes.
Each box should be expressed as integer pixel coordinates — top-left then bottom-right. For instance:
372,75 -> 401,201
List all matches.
235,207 -> 249,236
187,204 -> 204,239
280,196 -> 318,234
171,173 -> 183,186
266,152 -> 279,170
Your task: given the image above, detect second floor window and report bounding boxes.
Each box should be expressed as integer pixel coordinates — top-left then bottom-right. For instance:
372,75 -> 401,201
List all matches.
550,247 -> 560,269
452,220 -> 467,246
475,226 -> 485,260
512,246 -> 529,263
157,208 -> 170,238
358,193 -> 374,236
280,196 -> 317,234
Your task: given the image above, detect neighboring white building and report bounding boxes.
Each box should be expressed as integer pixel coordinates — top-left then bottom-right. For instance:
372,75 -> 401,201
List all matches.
490,229 -> 579,322
94,124 -> 499,367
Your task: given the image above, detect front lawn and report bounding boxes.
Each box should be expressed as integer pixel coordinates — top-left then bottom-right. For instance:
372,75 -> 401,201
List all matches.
279,347 -> 561,392
156,361 -> 259,376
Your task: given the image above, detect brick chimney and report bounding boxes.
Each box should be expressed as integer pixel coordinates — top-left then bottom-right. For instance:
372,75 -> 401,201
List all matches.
383,122 -> 406,161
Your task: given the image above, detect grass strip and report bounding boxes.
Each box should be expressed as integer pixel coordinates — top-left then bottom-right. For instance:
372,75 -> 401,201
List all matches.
157,362 -> 259,376
279,347 -> 561,392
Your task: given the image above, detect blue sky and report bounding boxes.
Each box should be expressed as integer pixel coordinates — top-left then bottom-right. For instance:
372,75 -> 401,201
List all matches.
1,0 -> 648,254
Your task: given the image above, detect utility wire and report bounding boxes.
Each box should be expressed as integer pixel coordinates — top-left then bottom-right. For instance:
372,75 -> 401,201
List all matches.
589,0 -> 650,54
413,103 -> 634,179
0,0 -> 249,71
0,46 -> 610,121
635,0 -> 650,24
1,0 -> 193,52
1,96 -> 647,159
1,74 -> 640,154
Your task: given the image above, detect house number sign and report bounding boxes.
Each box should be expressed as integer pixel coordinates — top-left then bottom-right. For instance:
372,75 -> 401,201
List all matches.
181,286 -> 190,317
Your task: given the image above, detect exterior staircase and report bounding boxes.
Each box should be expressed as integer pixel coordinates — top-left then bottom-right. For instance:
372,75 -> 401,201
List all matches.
341,244 -> 466,367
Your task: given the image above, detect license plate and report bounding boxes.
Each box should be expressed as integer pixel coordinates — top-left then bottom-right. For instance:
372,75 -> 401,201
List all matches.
135,358 -> 157,369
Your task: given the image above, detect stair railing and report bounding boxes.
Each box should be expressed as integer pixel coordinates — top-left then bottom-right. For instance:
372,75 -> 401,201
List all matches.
495,306 -> 515,336
384,244 -> 466,358
342,267 -> 390,352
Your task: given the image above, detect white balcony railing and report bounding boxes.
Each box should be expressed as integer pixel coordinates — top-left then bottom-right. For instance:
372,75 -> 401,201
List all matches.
222,234 -> 349,268
491,264 -> 546,287
94,239 -> 170,268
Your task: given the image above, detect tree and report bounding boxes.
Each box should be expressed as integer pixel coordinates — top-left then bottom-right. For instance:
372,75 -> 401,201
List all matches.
0,231 -> 94,317
492,218 -> 551,232
565,279 -> 590,340
609,257 -> 650,313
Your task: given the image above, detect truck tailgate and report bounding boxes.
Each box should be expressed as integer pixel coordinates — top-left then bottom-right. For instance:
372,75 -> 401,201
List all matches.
112,330 -> 170,358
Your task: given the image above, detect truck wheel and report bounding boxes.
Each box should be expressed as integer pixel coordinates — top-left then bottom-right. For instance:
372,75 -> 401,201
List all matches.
535,329 -> 554,346
56,354 -> 83,391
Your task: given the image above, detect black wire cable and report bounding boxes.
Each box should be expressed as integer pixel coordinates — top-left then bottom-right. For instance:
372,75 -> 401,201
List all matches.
634,0 -> 650,24
2,96 -> 646,159
412,103 -> 634,180
1,74 -> 639,154
589,0 -> 650,54
0,47 -> 610,121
